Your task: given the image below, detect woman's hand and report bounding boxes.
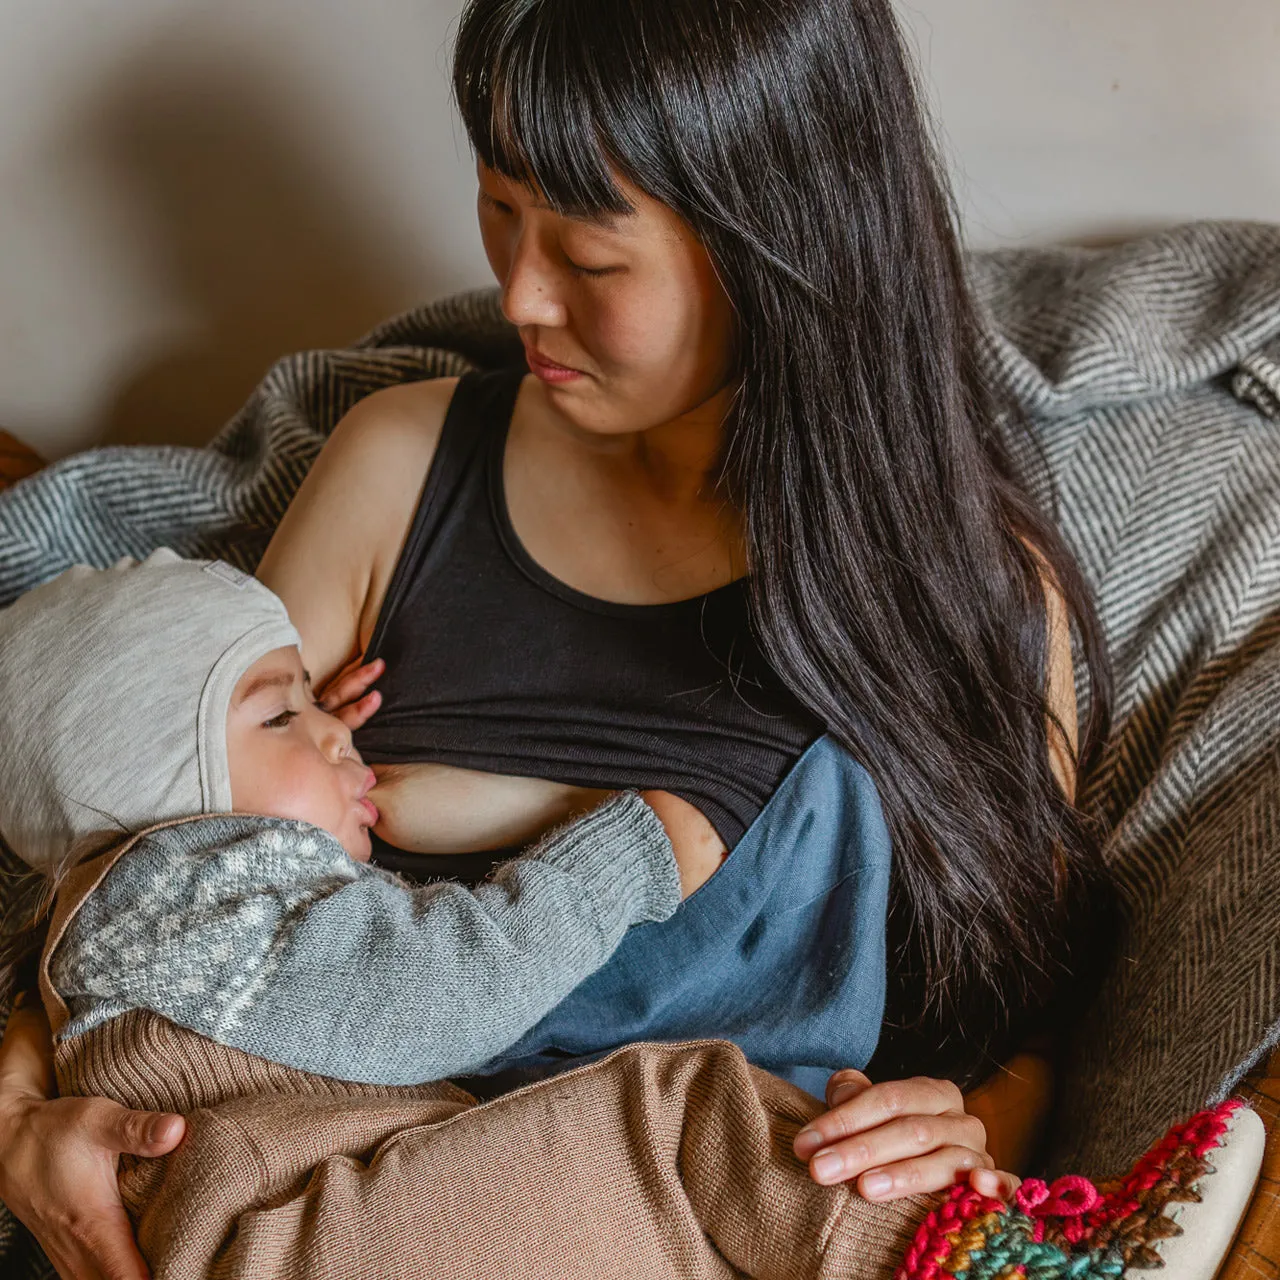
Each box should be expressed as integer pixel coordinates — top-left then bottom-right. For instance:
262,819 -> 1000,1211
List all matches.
793,1070 -> 1020,1202
0,1089 -> 184,1280
316,656 -> 384,731
0,1002 -> 185,1280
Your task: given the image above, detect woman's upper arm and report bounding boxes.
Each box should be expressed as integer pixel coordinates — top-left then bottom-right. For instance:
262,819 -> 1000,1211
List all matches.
256,377 -> 460,687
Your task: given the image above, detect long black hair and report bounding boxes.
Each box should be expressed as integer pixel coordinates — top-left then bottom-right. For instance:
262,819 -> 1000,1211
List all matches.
453,0 -> 1114,1085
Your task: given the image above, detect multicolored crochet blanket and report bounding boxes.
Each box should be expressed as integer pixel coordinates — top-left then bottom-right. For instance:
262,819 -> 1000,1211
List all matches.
900,1101 -> 1245,1279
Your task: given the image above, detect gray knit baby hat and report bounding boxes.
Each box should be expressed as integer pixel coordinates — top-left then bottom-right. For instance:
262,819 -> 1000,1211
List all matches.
0,549 -> 299,874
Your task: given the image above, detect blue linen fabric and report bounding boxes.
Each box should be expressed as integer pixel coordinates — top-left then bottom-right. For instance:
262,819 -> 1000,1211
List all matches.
473,735 -> 893,1100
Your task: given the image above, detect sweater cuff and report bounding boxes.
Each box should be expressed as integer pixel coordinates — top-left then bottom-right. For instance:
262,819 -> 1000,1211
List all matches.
528,792 -> 681,933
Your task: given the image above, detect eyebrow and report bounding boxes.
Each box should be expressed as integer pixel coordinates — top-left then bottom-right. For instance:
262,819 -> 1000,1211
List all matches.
234,669 -> 311,708
543,204 -> 626,231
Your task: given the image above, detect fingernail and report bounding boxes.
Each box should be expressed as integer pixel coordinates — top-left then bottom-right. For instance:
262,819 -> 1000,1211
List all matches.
795,1127 -> 823,1158
147,1116 -> 176,1144
862,1172 -> 892,1197
830,1082 -> 862,1107
812,1152 -> 844,1183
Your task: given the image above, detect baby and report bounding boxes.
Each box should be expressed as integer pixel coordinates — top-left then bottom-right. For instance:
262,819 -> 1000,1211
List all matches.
0,550 -> 715,1085
0,552 -> 1261,1280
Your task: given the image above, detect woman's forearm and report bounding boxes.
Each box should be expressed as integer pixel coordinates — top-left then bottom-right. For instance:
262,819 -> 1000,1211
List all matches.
0,998 -> 56,1104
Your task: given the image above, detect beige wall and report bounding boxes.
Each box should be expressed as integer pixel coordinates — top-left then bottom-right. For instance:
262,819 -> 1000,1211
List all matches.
1,0 -> 1277,458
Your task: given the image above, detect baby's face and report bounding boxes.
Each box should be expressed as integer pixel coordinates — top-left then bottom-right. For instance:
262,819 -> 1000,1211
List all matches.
226,646 -> 379,861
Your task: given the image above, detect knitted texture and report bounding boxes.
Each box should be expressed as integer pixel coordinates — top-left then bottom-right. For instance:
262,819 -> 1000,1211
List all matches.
48,797 -> 679,1085
54,1011 -> 926,1280
897,1100 -> 1245,1280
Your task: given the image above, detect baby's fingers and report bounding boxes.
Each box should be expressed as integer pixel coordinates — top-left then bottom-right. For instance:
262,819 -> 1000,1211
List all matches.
318,658 -> 385,713
330,690 -> 381,731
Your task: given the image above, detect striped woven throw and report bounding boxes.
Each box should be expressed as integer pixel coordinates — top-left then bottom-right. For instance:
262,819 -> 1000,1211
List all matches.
2,220 -> 1280,1271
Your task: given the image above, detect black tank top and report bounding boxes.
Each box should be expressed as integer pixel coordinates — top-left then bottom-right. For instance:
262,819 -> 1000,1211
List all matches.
353,368 -> 820,876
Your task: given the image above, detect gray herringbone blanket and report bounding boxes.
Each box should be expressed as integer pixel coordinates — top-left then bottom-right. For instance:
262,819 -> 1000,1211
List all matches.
2,220 -> 1280,1269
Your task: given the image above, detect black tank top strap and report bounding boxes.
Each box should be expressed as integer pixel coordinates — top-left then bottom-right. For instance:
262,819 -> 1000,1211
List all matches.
365,367 -> 524,661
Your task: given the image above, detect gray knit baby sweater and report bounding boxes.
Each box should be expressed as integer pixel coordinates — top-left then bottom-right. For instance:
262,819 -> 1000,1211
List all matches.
49,792 -> 678,1085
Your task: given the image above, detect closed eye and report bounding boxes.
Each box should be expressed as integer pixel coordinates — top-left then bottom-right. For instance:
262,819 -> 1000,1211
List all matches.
264,709 -> 299,730
564,256 -> 616,279
478,190 -> 513,216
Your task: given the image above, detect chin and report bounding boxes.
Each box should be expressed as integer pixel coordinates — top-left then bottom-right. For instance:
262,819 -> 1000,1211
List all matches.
346,829 -> 373,863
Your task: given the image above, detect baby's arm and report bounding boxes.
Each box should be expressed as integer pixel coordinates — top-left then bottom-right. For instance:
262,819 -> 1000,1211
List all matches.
50,793 -> 683,1085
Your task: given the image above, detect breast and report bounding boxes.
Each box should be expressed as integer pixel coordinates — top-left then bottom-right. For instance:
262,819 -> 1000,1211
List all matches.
367,760 -> 614,855
355,570 -> 819,856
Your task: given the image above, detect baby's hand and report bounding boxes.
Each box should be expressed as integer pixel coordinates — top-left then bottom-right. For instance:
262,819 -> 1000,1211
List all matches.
639,791 -> 728,898
316,656 -> 384,731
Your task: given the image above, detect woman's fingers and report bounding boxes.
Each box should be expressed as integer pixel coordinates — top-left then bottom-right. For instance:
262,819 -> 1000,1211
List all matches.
795,1075 -> 963,1159
841,1145 -> 995,1200
4,1098 -> 179,1280
794,1074 -> 1006,1202
87,1105 -> 184,1159
824,1068 -> 872,1109
805,1111 -> 989,1185
970,1166 -> 1022,1201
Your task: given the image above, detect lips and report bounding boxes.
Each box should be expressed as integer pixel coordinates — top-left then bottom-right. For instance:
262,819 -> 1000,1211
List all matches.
356,769 -> 379,825
528,349 -> 578,372
523,343 -> 586,382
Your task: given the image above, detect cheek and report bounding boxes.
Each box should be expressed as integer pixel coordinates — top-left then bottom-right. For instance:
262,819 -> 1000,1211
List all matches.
230,742 -> 344,829
586,271 -> 733,407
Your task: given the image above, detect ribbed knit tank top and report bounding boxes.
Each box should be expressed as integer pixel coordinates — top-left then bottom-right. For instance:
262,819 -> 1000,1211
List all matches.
353,368 -> 821,874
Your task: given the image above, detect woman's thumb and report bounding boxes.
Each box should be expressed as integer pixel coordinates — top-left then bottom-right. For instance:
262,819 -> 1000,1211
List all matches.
98,1105 -> 185,1156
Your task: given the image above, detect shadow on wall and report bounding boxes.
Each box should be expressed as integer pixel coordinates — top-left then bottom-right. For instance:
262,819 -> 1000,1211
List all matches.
68,40 -> 446,448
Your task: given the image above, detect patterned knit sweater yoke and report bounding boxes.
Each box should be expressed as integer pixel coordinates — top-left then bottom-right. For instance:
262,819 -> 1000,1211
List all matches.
40,802 -> 679,1089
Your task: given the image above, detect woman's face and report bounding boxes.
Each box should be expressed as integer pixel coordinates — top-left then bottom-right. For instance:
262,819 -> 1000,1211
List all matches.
476,161 -> 737,436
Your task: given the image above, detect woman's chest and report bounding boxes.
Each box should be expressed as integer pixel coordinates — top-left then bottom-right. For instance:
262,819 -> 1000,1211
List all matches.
356,550 -> 814,801
353,542 -> 818,855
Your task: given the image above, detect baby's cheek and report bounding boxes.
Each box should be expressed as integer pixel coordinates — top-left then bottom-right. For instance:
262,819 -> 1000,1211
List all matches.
252,759 -> 336,832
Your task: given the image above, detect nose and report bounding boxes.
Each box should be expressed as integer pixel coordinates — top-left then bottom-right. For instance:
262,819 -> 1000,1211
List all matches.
500,233 -> 568,331
321,714 -> 354,765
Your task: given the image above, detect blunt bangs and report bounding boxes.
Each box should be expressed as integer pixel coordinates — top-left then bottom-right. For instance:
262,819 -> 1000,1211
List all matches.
453,0 -> 640,221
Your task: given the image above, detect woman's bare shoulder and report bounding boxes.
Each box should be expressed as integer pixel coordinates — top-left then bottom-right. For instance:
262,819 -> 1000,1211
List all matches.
281,377 -> 461,526
327,376 -> 462,466
257,377 -> 461,681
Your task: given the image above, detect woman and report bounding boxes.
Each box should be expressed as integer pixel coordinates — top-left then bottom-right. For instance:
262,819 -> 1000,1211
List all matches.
0,0 -> 1112,1275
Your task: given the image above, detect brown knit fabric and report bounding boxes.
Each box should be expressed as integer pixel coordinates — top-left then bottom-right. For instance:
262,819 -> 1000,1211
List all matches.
42,826 -> 933,1280
56,1013 -> 929,1280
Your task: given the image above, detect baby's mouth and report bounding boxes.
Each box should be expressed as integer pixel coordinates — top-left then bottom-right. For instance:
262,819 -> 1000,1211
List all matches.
355,768 -> 380,826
